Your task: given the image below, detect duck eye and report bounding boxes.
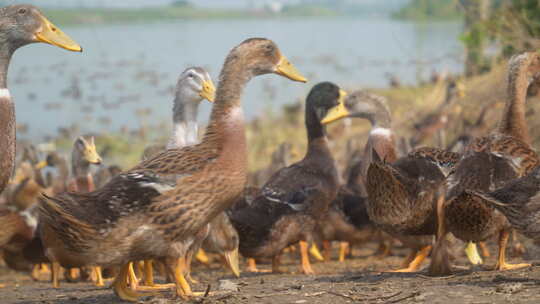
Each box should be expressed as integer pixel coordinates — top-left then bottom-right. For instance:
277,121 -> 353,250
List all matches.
18,8 -> 27,14
188,73 -> 194,78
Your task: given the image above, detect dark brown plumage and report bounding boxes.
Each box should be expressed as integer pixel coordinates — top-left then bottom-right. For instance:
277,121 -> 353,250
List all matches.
230,82 -> 342,275
473,166 -> 540,245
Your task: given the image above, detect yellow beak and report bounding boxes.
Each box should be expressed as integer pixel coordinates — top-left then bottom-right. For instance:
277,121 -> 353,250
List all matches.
275,56 -> 308,83
321,89 -> 349,124
35,15 -> 82,52
199,79 -> 216,102
223,248 -> 240,278
35,160 -> 48,170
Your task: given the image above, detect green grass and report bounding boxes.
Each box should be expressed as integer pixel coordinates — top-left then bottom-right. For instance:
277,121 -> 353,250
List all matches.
393,0 -> 463,21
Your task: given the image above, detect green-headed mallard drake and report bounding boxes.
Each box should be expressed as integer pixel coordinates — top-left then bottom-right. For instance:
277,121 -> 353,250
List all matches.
428,52 -> 540,275
38,38 -> 306,302
230,82 -> 343,275
322,90 -> 452,272
0,4 -> 81,195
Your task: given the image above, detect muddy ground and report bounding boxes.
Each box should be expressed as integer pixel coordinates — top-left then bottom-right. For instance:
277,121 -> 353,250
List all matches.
2,240 -> 540,304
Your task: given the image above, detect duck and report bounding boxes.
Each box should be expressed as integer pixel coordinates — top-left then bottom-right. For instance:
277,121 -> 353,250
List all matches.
318,91 -> 397,262
428,52 -> 540,276
472,166 -> 540,245
68,136 -> 102,193
0,4 -> 81,196
38,38 -> 307,302
230,82 -> 343,275
48,136 -> 103,287
410,79 -> 465,148
134,66 -> 239,290
140,67 -> 215,160
322,90 -> 450,272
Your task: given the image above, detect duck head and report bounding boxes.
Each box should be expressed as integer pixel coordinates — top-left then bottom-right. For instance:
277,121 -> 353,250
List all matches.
226,38 -> 307,82
321,90 -> 391,127
306,82 -> 347,123
74,136 -> 102,165
176,67 -> 215,103
0,4 -> 81,52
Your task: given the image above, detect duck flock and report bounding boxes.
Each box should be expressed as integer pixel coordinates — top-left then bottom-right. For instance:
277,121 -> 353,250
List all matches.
2,4 -> 540,303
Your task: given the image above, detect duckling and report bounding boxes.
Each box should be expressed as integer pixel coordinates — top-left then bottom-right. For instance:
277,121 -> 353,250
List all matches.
428,52 -> 540,275
230,82 -> 342,275
38,38 -> 306,302
0,4 -> 81,196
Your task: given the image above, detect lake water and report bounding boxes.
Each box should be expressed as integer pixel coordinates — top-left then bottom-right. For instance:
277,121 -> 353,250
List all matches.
8,17 -> 464,140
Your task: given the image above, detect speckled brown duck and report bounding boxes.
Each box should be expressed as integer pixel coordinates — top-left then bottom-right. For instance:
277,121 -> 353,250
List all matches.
132,67 -> 240,290
322,91 -> 452,272
230,82 -> 343,275
429,52 -> 540,276
38,38 -> 306,302
472,166 -> 540,245
0,4 -> 81,196
319,91 -> 399,262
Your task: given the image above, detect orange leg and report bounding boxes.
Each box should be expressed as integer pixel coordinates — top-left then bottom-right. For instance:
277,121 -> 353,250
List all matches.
299,241 -> 315,275
112,263 -> 152,302
51,262 -> 60,288
143,260 -> 154,286
393,245 -> 432,272
478,242 -> 490,258
494,230 -> 531,271
93,266 -> 104,287
338,242 -> 349,262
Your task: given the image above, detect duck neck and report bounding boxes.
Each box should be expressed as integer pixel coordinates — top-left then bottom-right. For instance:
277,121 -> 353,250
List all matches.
167,99 -> 199,149
0,38 -> 14,89
305,106 -> 332,158
202,58 -> 248,151
498,61 -> 530,144
0,40 -> 15,192
71,153 -> 90,178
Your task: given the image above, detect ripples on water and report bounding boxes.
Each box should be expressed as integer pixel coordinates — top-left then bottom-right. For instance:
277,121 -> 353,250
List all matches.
10,18 -> 463,140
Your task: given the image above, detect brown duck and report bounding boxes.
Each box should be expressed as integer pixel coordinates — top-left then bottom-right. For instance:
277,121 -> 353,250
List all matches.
38,38 -> 306,302
0,4 -> 81,195
322,90 -> 453,272
429,52 -> 540,276
319,91 -> 398,261
472,166 -> 540,246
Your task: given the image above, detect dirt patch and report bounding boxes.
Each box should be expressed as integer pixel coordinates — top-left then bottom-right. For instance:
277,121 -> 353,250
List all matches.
2,241 -> 540,304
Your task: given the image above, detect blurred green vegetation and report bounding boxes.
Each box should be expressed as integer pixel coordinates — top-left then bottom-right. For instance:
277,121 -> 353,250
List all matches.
393,0 -> 463,21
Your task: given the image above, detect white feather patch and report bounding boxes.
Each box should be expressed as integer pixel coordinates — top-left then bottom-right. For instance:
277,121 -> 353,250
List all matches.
0,88 -> 11,99
370,127 -> 392,138
138,181 -> 174,194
